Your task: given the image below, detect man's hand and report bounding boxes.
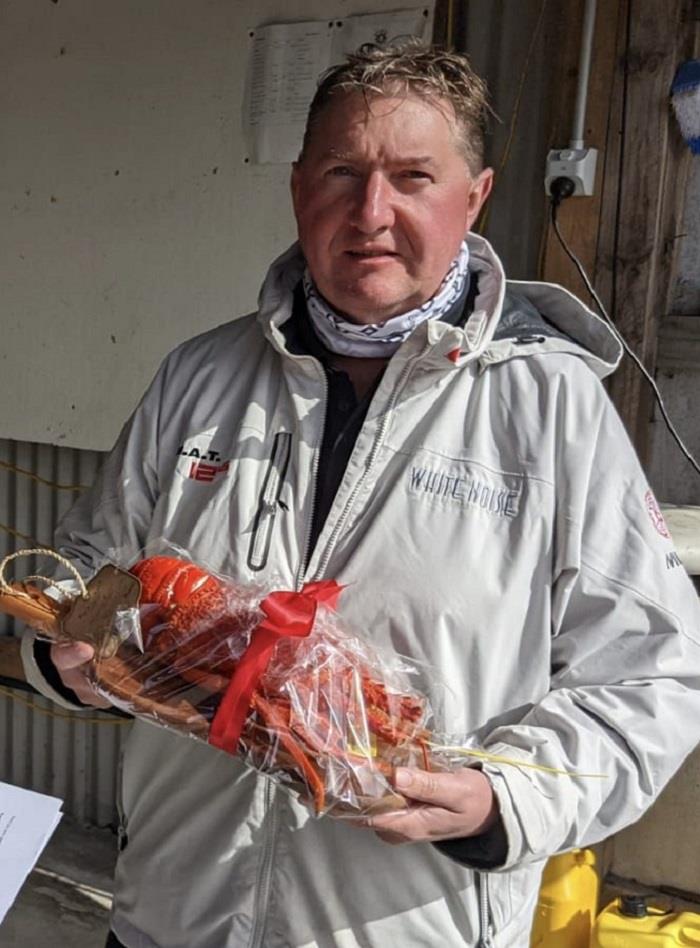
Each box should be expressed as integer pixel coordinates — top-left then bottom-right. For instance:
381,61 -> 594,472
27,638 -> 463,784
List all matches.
365,767 -> 499,845
50,641 -> 111,708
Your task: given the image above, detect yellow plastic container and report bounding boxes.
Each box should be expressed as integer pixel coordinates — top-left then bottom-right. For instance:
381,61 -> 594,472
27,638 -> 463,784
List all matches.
591,897 -> 700,946
530,849 -> 599,947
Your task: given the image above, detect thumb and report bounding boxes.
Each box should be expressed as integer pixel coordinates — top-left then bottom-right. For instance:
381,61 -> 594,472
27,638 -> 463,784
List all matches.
51,640 -> 96,671
394,767 -> 451,803
394,767 -> 494,814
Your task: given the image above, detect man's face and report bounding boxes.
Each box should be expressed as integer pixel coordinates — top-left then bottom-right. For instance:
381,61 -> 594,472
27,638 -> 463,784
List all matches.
291,92 -> 493,325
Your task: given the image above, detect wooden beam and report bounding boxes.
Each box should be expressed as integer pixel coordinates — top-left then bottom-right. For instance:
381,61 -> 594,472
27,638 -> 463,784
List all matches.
431,0 -> 455,48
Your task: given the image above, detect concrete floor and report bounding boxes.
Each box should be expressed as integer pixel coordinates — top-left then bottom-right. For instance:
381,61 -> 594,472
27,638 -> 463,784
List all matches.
1,818 -> 117,948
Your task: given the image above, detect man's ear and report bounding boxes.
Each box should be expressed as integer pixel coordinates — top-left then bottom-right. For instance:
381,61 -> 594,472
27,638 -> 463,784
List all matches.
465,167 -> 494,231
290,161 -> 302,218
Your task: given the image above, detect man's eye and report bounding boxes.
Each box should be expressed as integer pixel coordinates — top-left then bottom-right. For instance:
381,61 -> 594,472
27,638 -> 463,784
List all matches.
402,170 -> 432,180
327,166 -> 355,177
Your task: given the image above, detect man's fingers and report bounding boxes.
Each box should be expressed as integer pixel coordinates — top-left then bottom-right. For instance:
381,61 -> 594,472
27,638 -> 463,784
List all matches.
51,640 -> 95,670
49,641 -> 111,708
373,828 -> 407,845
369,805 -> 456,842
394,767 -> 470,810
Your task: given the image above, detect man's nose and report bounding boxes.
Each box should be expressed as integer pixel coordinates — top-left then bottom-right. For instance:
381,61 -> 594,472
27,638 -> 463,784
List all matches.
350,172 -> 395,233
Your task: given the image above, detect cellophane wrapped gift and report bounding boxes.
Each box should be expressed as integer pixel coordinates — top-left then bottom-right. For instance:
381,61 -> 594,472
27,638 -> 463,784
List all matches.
77,554 -> 447,819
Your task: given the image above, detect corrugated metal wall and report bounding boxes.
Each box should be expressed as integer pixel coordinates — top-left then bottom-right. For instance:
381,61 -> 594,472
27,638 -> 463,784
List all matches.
460,0 -> 561,280
0,438 -> 129,827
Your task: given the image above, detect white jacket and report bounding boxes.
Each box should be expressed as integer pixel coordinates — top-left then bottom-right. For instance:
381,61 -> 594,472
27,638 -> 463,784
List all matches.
23,235 -> 700,948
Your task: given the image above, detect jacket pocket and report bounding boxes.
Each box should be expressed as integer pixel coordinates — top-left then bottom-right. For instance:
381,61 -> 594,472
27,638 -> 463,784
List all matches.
247,431 -> 292,572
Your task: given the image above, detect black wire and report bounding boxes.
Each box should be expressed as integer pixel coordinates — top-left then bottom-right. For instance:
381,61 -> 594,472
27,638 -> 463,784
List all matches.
0,673 -> 37,694
550,199 -> 700,479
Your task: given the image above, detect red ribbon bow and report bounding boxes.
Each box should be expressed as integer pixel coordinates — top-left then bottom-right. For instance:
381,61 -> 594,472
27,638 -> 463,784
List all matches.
208,580 -> 342,754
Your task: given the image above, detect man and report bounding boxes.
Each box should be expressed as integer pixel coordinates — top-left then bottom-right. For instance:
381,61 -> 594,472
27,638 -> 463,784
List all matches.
22,42 -> 700,948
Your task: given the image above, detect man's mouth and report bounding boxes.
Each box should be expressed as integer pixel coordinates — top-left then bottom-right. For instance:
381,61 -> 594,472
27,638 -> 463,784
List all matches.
345,249 -> 398,258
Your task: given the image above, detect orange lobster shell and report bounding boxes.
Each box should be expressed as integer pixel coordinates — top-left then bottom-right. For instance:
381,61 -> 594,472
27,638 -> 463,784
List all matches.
1,554 -> 435,816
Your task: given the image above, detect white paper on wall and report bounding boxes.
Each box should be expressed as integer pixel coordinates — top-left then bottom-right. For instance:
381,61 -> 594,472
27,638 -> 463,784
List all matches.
243,6 -> 432,164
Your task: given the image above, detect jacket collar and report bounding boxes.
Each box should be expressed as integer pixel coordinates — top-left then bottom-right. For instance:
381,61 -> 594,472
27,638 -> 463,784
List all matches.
256,235 -> 622,379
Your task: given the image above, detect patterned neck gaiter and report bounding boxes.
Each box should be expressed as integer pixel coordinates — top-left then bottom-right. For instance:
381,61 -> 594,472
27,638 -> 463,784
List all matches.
303,241 -> 470,358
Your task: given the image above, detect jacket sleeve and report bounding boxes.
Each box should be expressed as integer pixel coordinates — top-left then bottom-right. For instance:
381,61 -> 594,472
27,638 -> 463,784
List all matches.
20,358 -> 167,704
475,362 -> 700,871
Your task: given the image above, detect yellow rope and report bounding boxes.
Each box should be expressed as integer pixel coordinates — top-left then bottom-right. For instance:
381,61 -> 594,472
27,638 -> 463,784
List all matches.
0,522 -> 42,546
429,743 -> 607,779
0,684 -> 131,726
0,458 -> 88,492
0,547 -> 88,598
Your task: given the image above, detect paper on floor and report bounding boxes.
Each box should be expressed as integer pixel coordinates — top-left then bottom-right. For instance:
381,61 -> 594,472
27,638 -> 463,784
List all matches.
0,781 -> 63,925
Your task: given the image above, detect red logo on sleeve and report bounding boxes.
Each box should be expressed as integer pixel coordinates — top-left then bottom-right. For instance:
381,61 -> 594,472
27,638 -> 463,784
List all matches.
644,489 -> 670,538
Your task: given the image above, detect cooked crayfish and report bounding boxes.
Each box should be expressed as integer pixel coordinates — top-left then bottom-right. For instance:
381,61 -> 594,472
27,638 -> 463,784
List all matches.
0,551 -> 435,816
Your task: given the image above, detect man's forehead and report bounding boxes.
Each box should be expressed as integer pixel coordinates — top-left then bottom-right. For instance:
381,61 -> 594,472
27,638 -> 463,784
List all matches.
320,145 -> 438,165
318,87 -> 458,124
305,91 -> 465,159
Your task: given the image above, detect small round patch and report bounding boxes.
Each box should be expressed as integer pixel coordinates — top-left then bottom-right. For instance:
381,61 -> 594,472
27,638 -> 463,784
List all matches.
645,489 -> 670,538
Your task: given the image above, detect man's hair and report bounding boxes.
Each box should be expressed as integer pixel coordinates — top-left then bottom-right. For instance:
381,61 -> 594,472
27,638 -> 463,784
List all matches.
300,40 -> 491,173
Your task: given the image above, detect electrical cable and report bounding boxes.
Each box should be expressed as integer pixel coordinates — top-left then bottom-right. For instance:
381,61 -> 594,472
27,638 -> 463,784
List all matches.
548,178 -> 700,479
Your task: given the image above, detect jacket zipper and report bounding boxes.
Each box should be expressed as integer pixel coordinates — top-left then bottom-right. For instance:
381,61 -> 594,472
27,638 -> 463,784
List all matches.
295,365 -> 328,590
477,872 -> 495,948
247,431 -> 292,572
313,346 -> 427,581
248,349 -> 424,943
115,744 -> 129,854
249,364 -> 327,947
248,780 -> 280,948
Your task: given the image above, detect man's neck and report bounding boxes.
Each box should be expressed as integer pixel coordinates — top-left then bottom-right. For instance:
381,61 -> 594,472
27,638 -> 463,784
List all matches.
328,353 -> 389,400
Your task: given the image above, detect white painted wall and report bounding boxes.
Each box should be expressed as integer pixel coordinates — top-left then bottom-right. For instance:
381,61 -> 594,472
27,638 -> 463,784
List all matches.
0,0 -> 431,451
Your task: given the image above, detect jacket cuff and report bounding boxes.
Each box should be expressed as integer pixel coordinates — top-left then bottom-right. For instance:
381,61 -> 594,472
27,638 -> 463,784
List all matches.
433,816 -> 508,869
21,631 -> 88,711
477,748 -> 549,870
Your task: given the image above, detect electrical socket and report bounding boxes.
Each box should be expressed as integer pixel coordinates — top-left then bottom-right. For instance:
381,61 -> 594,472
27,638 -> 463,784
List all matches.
544,147 -> 598,197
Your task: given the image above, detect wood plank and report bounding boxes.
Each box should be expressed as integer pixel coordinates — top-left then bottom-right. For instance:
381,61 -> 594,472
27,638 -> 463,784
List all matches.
657,317 -> 700,372
540,0 -> 624,294
591,0 -> 630,317
542,0 -> 696,460
0,636 -> 26,682
431,0 -> 453,47
606,0 -> 696,460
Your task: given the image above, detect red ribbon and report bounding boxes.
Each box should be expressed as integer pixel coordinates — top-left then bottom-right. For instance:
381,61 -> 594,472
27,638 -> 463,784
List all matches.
208,580 -> 342,754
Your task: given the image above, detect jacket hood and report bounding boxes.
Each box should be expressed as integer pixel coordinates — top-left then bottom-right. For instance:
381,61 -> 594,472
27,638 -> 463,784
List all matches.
257,236 -> 622,380
485,277 -> 622,378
